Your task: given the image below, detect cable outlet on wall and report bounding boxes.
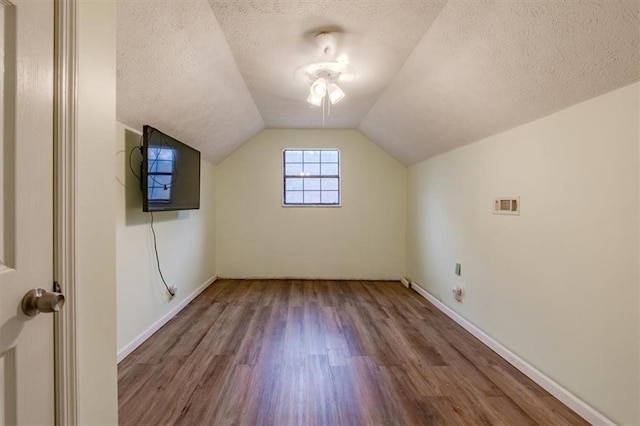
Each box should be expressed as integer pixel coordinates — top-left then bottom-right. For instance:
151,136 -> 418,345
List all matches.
169,285 -> 178,296
452,286 -> 464,303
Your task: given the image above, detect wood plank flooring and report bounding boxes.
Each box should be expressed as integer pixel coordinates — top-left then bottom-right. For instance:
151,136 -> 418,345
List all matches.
118,279 -> 588,426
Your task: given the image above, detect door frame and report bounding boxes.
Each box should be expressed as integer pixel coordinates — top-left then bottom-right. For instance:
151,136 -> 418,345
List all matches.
53,0 -> 78,424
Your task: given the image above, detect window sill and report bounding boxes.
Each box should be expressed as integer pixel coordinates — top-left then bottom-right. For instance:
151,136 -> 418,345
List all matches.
282,203 -> 342,208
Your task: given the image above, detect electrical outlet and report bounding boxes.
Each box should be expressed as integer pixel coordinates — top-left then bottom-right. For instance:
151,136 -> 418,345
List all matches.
452,286 -> 464,302
169,285 -> 178,296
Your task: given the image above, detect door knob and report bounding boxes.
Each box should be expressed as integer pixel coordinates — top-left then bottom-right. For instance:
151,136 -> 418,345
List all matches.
21,288 -> 65,316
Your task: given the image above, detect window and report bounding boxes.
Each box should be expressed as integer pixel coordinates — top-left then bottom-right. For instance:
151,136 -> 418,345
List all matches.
147,147 -> 175,203
283,149 -> 340,206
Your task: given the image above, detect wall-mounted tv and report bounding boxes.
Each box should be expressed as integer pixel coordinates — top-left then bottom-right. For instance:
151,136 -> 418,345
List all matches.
142,125 -> 201,212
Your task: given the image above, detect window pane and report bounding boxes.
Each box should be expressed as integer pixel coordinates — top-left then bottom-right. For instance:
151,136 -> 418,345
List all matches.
283,148 -> 340,207
304,178 -> 320,190
303,150 -> 320,163
285,191 -> 303,204
149,186 -> 171,202
321,178 -> 339,190
320,163 -> 338,176
150,160 -> 173,174
321,150 -> 338,163
303,163 -> 320,176
149,175 -> 172,187
285,178 -> 303,191
285,163 -> 303,176
285,150 -> 302,163
321,191 -> 339,204
149,147 -> 175,161
304,191 -> 321,204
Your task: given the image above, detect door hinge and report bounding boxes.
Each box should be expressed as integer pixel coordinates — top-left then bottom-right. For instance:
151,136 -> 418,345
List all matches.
53,281 -> 62,293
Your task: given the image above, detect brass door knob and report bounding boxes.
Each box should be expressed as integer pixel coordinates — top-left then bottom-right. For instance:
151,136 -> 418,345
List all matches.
21,288 -> 65,316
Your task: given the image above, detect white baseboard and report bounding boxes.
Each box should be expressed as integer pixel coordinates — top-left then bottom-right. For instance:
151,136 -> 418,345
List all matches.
409,281 -> 613,426
117,275 -> 218,363
400,276 -> 410,288
218,276 -> 399,281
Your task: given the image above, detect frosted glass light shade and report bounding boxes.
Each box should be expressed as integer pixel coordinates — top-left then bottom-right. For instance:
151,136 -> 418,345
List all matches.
310,78 -> 327,98
307,92 -> 323,106
328,83 -> 345,104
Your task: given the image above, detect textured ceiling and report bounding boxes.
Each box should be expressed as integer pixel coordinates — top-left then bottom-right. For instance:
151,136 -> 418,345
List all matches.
208,0 -> 447,129
360,0 -> 640,164
117,0 -> 640,166
117,0 -> 264,163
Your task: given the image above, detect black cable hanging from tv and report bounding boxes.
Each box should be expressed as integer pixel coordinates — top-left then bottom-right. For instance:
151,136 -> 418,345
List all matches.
150,212 -> 176,297
128,144 -> 142,180
129,143 -> 175,297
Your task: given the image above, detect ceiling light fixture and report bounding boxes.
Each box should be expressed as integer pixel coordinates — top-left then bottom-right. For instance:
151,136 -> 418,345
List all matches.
327,83 -> 345,104
295,32 -> 356,126
310,77 -> 328,98
306,92 -> 323,107
307,75 -> 344,106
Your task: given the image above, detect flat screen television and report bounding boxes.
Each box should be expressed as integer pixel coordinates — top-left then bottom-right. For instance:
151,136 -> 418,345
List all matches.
142,125 -> 201,212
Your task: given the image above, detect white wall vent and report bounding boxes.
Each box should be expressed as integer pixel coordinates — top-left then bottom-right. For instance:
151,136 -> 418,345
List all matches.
493,197 -> 520,215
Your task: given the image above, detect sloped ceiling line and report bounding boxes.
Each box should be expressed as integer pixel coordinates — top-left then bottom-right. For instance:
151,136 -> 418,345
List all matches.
117,0 -> 640,166
360,0 -> 640,165
117,0 -> 265,164
207,0 -> 448,132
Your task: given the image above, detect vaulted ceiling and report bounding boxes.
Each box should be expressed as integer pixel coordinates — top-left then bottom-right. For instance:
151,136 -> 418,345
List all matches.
117,0 -> 640,165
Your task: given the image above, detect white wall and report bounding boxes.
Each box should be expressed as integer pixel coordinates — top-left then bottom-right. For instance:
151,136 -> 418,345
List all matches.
407,83 -> 639,425
115,122 -> 217,356
76,1 -> 118,423
216,129 -> 406,280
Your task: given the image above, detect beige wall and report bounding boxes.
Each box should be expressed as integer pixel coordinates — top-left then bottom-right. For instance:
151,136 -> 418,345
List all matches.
216,129 -> 406,280
407,83 -> 640,424
76,1 -> 118,423
115,122 -> 217,355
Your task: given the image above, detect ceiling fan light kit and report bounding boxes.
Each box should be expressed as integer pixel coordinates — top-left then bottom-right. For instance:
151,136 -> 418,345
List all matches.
327,83 -> 345,104
299,32 -> 354,109
310,77 -> 328,98
307,92 -> 323,107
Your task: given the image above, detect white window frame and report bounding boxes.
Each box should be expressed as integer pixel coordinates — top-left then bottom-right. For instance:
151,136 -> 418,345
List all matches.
282,148 -> 342,207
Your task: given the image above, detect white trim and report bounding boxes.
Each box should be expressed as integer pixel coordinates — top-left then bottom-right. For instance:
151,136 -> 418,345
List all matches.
399,276 -> 410,288
117,275 -> 218,363
54,0 -> 78,424
281,148 -> 342,208
409,281 -> 614,426
217,276 -> 397,281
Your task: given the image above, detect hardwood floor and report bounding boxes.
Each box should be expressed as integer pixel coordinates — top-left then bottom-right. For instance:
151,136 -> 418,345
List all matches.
118,279 -> 588,425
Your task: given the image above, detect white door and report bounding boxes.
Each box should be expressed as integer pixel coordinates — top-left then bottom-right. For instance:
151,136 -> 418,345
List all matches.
0,0 -> 55,425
